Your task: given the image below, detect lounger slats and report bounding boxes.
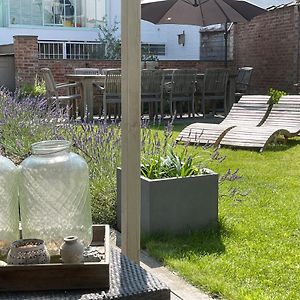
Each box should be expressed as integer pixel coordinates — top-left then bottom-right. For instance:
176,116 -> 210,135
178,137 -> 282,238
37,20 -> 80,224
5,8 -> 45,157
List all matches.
220,95 -> 300,150
176,95 -> 271,145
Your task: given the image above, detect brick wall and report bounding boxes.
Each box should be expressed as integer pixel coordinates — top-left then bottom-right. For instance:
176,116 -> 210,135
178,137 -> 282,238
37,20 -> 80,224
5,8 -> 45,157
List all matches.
234,5 -> 300,94
14,35 -> 39,88
13,35 -> 232,87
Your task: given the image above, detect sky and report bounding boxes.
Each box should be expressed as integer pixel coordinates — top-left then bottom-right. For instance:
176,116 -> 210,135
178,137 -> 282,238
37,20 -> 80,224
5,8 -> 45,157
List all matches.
247,0 -> 293,9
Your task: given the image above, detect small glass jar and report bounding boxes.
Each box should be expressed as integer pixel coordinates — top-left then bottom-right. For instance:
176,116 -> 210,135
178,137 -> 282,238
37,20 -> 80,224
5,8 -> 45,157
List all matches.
19,140 -> 93,254
0,155 -> 19,254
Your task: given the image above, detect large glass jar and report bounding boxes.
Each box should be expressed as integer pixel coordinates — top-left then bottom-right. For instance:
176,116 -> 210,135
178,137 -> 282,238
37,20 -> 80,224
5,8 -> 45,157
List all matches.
0,155 -> 19,254
19,140 -> 92,254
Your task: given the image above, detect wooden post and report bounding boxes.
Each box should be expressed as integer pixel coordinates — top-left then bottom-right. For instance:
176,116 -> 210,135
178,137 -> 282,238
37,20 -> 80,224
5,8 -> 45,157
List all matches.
121,0 -> 141,263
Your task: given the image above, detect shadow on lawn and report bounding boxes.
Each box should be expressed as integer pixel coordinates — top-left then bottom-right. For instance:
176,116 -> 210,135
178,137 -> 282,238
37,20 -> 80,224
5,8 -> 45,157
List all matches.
142,220 -> 229,260
265,138 -> 300,152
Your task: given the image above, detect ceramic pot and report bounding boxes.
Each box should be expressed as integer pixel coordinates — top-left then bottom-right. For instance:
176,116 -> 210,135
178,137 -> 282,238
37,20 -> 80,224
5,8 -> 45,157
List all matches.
60,236 -> 84,264
7,239 -> 50,265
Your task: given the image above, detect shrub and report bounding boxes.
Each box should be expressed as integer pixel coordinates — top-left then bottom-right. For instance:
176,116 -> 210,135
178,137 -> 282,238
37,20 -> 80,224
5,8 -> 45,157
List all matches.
18,76 -> 46,99
268,88 -> 287,104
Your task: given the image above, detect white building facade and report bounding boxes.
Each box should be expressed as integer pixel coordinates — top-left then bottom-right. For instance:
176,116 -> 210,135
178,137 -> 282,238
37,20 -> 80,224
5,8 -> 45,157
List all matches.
0,0 -> 201,60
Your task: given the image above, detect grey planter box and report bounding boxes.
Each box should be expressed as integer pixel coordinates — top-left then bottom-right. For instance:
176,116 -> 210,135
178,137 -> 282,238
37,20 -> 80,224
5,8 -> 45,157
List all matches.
116,168 -> 218,235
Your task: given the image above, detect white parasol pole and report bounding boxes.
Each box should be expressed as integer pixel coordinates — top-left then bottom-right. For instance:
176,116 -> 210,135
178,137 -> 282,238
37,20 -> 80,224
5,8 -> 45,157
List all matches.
121,0 -> 141,263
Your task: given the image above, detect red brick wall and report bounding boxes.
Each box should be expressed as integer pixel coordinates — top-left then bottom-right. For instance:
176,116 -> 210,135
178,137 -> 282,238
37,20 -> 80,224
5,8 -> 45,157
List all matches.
13,36 -> 233,87
14,35 -> 39,88
234,5 -> 300,94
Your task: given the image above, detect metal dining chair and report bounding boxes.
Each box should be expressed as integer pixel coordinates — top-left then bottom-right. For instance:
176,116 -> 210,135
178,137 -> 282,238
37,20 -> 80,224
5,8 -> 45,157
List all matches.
201,68 -> 229,117
40,68 -> 81,117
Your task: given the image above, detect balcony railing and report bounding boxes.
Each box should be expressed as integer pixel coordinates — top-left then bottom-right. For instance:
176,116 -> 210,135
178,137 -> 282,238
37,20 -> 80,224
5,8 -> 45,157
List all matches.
38,41 -> 166,60
38,41 -> 105,60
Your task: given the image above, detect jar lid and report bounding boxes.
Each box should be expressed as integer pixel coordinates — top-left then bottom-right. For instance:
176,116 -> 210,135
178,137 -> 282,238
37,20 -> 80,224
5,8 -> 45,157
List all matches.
31,140 -> 71,155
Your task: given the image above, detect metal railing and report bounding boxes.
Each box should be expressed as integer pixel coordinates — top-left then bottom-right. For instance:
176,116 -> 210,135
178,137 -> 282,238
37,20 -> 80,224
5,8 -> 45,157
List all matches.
38,40 -> 166,60
38,41 -> 105,60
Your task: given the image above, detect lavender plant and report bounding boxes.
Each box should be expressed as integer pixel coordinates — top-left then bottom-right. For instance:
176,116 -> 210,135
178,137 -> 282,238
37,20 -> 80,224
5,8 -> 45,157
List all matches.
0,88 -> 68,163
0,88 -> 243,226
58,121 -> 122,225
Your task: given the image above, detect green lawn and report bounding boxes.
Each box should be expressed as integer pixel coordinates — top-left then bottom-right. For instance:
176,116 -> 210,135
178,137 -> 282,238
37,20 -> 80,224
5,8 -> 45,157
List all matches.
144,122 -> 300,300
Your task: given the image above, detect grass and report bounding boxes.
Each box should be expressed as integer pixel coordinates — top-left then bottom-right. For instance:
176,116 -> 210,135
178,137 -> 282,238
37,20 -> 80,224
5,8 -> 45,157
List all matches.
143,121 -> 300,300
0,88 -> 299,299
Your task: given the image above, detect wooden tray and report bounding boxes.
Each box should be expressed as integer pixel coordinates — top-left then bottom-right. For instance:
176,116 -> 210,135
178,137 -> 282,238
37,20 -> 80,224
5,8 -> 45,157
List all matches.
0,224 -> 110,292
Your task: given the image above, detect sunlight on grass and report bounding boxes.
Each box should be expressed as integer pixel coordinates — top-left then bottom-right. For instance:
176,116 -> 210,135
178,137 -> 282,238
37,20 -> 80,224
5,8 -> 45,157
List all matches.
145,122 -> 300,300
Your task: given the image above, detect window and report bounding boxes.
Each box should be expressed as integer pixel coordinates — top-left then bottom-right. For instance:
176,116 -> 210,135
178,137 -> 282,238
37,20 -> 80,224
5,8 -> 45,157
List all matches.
5,0 -> 105,28
141,43 -> 166,56
200,30 -> 233,61
10,0 -> 42,25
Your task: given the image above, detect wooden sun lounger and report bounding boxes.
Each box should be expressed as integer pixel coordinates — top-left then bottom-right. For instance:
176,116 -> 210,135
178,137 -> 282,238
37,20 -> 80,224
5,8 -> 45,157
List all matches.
176,95 -> 271,146
220,95 -> 300,151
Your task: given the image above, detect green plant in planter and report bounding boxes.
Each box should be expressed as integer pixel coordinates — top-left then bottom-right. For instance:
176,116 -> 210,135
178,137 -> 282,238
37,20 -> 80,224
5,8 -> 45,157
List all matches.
141,147 -> 201,179
268,88 -> 287,104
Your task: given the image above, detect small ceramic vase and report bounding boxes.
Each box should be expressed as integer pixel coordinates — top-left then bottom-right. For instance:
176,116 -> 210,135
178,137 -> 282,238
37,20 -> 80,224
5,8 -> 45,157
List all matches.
7,239 -> 50,265
60,236 -> 84,264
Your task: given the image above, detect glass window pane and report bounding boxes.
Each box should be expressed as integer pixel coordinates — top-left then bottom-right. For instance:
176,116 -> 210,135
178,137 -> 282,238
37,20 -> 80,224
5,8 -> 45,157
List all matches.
44,0 -> 76,27
85,0 -> 105,28
6,0 -> 105,28
9,0 -> 42,26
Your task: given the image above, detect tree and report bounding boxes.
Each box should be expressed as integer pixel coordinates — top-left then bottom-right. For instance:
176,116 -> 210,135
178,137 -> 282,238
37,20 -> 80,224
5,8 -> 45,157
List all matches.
97,17 -> 121,60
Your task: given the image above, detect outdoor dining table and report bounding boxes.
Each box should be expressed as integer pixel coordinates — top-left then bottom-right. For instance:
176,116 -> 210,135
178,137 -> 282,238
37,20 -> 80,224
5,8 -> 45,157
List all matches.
65,74 -> 106,121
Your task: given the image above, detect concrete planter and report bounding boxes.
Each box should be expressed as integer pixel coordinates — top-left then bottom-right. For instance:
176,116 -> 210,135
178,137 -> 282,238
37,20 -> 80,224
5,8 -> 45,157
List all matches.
116,168 -> 218,235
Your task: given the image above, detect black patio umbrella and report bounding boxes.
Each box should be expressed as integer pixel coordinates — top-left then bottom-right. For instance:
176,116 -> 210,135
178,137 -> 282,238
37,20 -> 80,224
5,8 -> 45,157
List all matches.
141,0 -> 266,66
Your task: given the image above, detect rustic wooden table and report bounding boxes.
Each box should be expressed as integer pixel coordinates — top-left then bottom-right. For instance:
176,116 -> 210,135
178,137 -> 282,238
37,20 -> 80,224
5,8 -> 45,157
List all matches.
65,74 -> 106,122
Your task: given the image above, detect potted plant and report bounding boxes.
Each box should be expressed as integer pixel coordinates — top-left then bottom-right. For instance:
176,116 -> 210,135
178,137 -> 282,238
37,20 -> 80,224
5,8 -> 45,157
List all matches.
117,148 -> 218,235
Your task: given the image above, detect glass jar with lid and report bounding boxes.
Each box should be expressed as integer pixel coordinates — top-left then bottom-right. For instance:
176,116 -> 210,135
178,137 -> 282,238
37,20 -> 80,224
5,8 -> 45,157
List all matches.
19,140 -> 92,254
0,155 -> 19,255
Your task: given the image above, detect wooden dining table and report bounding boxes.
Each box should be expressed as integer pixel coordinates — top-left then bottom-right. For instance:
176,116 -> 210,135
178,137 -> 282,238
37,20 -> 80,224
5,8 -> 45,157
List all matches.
65,74 -> 106,121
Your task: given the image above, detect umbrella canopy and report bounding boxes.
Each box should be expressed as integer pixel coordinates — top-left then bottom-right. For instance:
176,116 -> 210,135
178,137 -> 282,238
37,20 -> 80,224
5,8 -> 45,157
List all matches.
141,0 -> 266,66
141,0 -> 265,27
